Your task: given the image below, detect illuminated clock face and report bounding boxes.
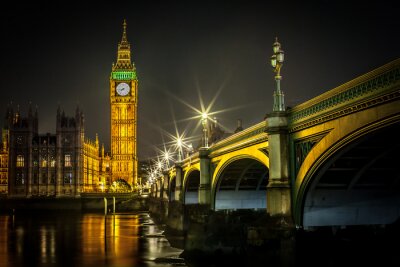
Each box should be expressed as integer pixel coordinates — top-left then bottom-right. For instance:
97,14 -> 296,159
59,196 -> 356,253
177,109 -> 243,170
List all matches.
116,82 -> 130,96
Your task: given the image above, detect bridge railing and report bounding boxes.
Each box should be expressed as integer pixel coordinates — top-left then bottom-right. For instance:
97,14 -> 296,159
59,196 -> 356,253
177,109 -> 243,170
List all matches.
288,58 -> 400,127
176,121 -> 268,166
208,121 -> 268,155
181,151 -> 199,165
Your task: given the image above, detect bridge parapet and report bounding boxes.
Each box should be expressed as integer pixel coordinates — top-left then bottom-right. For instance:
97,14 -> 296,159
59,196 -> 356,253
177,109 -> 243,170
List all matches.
181,151 -> 199,167
176,121 -> 268,170
208,121 -> 268,157
288,59 -> 400,132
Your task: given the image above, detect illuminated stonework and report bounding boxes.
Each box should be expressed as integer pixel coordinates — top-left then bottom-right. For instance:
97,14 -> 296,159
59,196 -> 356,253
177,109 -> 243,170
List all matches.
110,20 -> 138,186
0,129 -> 9,194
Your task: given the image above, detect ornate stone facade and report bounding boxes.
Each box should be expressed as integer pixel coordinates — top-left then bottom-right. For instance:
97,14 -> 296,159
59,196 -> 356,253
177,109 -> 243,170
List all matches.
2,105 -> 110,197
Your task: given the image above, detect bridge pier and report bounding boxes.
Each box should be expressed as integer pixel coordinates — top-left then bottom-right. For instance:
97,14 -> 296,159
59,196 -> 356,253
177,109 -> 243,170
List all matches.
175,164 -> 183,202
162,172 -> 169,201
156,179 -> 162,198
266,112 -> 292,219
198,148 -> 211,205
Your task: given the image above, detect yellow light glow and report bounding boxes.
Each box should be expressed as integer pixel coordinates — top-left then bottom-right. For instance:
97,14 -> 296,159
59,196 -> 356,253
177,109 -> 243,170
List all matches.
177,138 -> 182,147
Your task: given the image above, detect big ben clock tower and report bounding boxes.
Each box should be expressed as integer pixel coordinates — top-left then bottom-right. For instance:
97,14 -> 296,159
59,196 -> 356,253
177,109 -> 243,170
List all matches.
110,20 -> 138,187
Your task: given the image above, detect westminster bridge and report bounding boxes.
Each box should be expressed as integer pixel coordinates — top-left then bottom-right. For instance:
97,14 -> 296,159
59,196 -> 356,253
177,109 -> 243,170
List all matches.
149,58 -> 400,237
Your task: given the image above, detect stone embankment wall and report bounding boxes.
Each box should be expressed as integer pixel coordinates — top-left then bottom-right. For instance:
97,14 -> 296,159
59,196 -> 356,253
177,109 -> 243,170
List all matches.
0,195 -> 149,212
148,197 -> 296,264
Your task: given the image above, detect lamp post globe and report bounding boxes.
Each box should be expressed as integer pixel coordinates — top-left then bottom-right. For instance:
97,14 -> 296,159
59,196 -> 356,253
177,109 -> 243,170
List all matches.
271,37 -> 285,112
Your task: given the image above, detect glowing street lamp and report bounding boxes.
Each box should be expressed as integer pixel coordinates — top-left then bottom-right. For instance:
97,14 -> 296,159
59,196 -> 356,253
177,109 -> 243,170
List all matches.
201,112 -> 208,147
163,151 -> 170,168
270,37 -> 285,112
157,161 -> 162,170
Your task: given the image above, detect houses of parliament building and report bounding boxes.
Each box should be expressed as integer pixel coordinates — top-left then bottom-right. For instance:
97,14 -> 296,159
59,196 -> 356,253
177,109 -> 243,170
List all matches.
0,20 -> 138,197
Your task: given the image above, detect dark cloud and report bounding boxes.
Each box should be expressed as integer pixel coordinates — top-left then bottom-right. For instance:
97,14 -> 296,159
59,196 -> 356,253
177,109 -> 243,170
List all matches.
1,1 -> 399,159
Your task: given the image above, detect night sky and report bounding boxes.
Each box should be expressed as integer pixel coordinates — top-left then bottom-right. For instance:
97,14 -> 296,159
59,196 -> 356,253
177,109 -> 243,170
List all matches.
1,1 -> 399,159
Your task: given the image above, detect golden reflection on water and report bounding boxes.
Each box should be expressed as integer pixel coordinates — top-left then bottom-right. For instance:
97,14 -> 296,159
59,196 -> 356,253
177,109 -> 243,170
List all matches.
39,226 -> 56,264
0,213 -> 145,267
81,214 -> 140,266
0,216 -> 9,266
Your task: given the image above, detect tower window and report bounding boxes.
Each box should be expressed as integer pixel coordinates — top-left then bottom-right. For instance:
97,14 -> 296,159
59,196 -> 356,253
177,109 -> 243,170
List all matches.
16,173 -> 24,185
16,155 -> 24,167
64,173 -> 73,184
65,154 -> 72,167
41,159 -> 47,168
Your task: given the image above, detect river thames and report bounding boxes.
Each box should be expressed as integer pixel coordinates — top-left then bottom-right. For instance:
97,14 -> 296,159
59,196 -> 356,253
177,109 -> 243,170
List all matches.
0,211 -> 399,266
0,212 -> 185,267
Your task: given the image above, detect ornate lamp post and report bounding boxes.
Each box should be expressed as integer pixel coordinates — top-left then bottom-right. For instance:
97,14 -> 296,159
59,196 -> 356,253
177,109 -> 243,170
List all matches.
270,37 -> 285,112
164,151 -> 170,168
201,112 -> 208,147
176,138 -> 183,162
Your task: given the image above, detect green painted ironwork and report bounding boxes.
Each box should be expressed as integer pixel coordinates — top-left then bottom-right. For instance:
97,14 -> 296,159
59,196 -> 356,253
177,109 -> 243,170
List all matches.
112,71 -> 137,80
293,132 -> 328,176
294,140 -> 316,175
290,67 -> 400,123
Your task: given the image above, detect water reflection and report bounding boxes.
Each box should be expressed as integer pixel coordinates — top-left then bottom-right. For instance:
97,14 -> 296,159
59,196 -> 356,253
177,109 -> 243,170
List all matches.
80,214 -> 141,266
0,212 -> 184,267
0,216 -> 10,266
39,226 -> 56,264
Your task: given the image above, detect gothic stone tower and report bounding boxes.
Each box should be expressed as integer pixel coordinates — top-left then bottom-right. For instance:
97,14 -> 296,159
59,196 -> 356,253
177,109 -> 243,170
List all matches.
110,20 -> 138,186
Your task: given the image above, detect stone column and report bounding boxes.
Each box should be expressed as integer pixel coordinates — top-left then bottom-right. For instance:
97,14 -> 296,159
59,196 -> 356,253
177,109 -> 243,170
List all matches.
162,171 -> 169,200
55,134 -> 62,196
151,183 -> 156,197
198,148 -> 211,205
266,112 -> 291,216
174,164 -> 183,202
26,132 -> 33,197
74,130 -> 82,197
156,178 -> 162,198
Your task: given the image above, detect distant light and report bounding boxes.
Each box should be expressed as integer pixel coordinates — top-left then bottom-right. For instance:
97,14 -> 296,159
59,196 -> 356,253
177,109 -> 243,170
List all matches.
273,37 -> 281,54
177,138 -> 182,147
270,54 -> 277,68
201,112 -> 208,119
277,49 -> 284,63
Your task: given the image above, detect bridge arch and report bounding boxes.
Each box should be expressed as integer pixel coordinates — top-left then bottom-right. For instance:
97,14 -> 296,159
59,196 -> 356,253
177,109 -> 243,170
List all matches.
211,155 -> 269,210
295,117 -> 400,228
182,167 -> 200,204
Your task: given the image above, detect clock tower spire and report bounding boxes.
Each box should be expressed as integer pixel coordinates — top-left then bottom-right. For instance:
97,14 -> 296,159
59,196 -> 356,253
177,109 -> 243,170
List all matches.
113,19 -> 134,71
109,19 -> 138,187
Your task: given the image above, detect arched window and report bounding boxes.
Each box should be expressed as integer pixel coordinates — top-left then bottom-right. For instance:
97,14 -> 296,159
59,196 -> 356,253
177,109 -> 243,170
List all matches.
64,173 -> 73,184
16,155 -> 24,167
41,159 -> 47,168
64,154 -> 72,167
